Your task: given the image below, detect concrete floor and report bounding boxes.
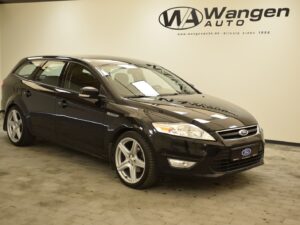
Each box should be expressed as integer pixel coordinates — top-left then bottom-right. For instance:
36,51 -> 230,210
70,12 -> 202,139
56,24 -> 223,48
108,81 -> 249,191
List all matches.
0,120 -> 299,225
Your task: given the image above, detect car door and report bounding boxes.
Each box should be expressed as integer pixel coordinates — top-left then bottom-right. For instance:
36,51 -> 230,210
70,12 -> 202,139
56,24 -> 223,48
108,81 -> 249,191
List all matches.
55,61 -> 109,156
20,59 -> 67,139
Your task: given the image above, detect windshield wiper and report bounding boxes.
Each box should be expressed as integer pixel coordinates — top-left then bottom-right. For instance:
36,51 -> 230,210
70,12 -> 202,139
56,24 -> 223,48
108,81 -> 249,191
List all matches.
126,93 -> 180,98
157,93 -> 179,96
125,95 -> 148,98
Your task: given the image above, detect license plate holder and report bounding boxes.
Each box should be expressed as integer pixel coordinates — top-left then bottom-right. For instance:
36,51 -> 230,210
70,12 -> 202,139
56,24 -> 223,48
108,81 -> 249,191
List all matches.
231,146 -> 258,161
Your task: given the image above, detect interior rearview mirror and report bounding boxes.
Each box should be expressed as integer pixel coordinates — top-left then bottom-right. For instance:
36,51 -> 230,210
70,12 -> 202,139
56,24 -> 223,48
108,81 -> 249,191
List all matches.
79,86 -> 100,99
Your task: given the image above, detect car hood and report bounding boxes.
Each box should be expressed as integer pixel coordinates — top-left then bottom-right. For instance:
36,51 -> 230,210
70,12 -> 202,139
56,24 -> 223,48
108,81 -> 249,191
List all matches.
127,94 -> 257,131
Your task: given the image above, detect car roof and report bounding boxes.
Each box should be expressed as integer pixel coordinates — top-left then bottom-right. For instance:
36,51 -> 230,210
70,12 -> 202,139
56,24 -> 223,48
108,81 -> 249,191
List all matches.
25,55 -> 155,67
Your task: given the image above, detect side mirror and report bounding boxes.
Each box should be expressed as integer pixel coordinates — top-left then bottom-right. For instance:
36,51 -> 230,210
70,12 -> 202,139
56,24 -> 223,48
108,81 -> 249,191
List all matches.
79,86 -> 100,98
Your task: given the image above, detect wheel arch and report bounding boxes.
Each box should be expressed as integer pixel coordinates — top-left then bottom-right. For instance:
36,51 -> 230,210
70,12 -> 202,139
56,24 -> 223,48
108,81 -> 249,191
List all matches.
3,98 -> 30,131
107,124 -> 156,165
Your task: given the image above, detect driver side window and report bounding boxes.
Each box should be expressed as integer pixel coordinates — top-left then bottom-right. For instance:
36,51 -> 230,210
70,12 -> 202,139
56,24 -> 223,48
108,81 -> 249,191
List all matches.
65,63 -> 100,92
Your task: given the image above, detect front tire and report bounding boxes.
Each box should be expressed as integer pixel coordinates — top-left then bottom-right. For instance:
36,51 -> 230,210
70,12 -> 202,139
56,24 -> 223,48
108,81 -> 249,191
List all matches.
113,131 -> 159,189
6,106 -> 35,146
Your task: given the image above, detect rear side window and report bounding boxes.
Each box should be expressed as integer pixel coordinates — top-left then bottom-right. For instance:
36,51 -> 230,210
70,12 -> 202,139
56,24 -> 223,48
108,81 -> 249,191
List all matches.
15,60 -> 45,78
35,61 -> 66,86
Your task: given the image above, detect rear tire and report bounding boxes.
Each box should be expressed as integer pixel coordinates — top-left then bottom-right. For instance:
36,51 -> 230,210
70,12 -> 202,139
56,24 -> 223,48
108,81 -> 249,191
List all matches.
6,106 -> 35,146
113,131 -> 160,189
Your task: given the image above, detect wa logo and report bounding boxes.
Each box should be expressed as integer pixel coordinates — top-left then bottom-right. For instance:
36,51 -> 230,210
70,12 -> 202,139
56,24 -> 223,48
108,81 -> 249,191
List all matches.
159,7 -> 203,30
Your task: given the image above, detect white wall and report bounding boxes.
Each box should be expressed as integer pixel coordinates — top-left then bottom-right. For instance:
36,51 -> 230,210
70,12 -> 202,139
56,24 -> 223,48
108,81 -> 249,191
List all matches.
0,5 -> 2,101
0,0 -> 299,143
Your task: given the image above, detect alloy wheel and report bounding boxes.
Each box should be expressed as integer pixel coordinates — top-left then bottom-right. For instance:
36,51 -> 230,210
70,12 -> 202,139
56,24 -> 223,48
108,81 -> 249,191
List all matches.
115,137 -> 146,184
7,109 -> 23,143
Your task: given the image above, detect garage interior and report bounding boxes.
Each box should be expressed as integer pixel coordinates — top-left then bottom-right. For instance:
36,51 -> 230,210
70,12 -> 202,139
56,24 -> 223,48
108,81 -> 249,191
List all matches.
0,1 -> 299,225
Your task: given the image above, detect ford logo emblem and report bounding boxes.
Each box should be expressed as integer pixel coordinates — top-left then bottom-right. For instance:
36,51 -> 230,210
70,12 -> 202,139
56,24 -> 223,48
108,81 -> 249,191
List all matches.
238,129 -> 249,136
159,7 -> 203,30
241,148 -> 252,157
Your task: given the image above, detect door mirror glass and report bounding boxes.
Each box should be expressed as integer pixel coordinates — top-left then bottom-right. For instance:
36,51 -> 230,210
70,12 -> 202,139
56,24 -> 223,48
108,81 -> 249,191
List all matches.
79,86 -> 99,98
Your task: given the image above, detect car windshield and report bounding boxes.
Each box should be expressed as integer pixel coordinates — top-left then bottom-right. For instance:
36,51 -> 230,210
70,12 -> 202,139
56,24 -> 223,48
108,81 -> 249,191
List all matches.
96,63 -> 198,98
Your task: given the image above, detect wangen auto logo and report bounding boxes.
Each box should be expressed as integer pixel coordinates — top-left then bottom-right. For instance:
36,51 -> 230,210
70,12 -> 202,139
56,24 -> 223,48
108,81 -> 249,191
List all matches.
241,148 -> 252,157
159,7 -> 203,30
158,6 -> 290,30
238,129 -> 249,137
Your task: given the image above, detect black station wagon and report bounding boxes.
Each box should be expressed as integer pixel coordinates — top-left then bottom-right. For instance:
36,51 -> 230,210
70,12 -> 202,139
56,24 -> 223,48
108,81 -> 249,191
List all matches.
1,56 -> 264,188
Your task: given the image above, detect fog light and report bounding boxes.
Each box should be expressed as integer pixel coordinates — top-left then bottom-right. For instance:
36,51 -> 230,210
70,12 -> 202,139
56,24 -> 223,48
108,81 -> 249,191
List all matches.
168,158 -> 196,169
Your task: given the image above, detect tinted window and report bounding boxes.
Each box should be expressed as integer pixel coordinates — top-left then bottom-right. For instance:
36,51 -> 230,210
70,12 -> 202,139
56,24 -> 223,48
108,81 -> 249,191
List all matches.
15,60 -> 45,78
65,63 -> 99,92
36,61 -> 66,86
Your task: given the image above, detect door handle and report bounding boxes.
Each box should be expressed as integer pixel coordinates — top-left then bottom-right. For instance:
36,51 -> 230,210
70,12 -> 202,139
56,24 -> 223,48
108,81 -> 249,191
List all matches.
24,90 -> 31,97
58,99 -> 68,108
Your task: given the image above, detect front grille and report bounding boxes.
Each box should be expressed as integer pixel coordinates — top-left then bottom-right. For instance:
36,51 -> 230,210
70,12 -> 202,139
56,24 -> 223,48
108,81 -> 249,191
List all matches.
212,144 -> 264,172
217,125 -> 258,140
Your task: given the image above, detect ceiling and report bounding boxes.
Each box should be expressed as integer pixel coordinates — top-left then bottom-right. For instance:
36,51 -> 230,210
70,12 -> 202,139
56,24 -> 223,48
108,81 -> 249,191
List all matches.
0,0 -> 70,3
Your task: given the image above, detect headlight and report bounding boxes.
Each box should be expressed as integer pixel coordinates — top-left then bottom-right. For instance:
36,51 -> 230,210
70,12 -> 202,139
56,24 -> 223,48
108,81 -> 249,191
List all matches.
152,122 -> 215,141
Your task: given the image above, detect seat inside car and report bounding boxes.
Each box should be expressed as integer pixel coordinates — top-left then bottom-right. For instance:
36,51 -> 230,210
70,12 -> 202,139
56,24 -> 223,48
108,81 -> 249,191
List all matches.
114,73 -> 130,86
128,68 -> 145,82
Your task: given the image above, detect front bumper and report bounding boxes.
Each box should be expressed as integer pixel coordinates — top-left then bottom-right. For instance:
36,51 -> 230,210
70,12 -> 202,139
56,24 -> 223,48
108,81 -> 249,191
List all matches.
150,132 -> 264,177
